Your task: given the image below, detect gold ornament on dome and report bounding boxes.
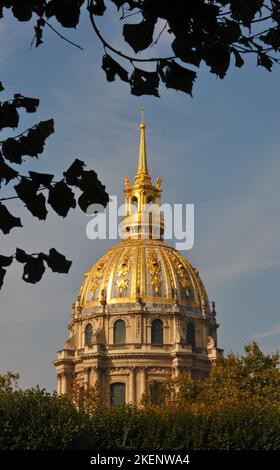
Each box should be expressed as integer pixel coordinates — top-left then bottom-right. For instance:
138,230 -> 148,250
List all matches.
148,250 -> 162,293
155,176 -> 161,189
124,177 -> 131,188
89,260 -> 106,298
115,252 -> 131,294
174,258 -> 191,292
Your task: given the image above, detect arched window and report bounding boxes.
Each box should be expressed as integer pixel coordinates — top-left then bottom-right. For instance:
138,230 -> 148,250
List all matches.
147,196 -> 154,213
114,320 -> 126,345
187,322 -> 195,348
149,381 -> 161,405
131,196 -> 138,214
85,323 -> 93,346
151,319 -> 163,346
111,382 -> 126,406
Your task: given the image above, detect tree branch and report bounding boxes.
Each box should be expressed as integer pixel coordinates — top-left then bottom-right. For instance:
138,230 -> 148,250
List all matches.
88,2 -> 176,63
44,20 -> 84,50
0,124 -> 39,144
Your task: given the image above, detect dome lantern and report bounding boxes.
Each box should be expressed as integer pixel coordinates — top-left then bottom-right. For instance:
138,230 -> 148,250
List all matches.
121,108 -> 164,240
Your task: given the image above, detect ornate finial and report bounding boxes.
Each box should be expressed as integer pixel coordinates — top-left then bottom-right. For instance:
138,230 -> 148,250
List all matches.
124,177 -> 130,188
137,107 -> 148,175
136,285 -> 142,304
100,288 -> 107,306
201,295 -> 206,316
211,301 -> 216,318
141,106 -> 144,123
155,176 -> 161,189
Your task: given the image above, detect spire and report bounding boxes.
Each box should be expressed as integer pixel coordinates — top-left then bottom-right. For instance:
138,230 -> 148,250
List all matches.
121,111 -> 164,241
137,107 -> 149,176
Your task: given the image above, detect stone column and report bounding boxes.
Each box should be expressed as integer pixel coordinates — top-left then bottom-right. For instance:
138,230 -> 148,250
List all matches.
84,367 -> 91,389
60,372 -> 67,394
57,374 -> 62,395
90,367 -> 98,387
139,367 -> 147,403
129,367 -> 135,404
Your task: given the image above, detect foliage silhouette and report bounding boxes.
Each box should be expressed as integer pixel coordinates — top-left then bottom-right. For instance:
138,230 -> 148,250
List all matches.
0,83 -> 109,289
1,1 -> 280,96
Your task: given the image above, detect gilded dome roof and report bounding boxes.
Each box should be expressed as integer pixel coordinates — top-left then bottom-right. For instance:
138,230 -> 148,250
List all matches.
79,238 -> 209,312
79,111 -> 210,314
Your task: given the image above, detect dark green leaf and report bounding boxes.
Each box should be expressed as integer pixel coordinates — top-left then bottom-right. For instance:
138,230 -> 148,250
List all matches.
257,53 -> 273,71
221,19 -> 241,44
29,171 -> 54,188
0,267 -> 6,289
63,158 -> 85,185
46,0 -> 83,28
0,103 -> 19,130
26,193 -> 48,220
0,254 -> 13,267
77,170 -> 109,212
123,19 -> 155,53
130,68 -> 160,97
260,28 -> 280,51
13,94 -> 40,113
16,248 -> 29,264
14,178 -> 47,220
0,154 -> 19,186
2,138 -> 23,164
14,178 -> 40,202
18,120 -> 54,158
159,61 -> 196,96
48,180 -> 76,217
34,18 -> 45,47
0,203 -> 22,234
88,0 -> 106,16
231,48 -> 245,68
230,0 -> 264,27
12,2 -> 33,22
172,36 -> 201,67
102,54 -> 129,83
202,46 -> 231,79
22,254 -> 45,284
44,248 -> 72,273
19,131 -> 44,157
37,119 -> 54,138
111,0 -> 127,9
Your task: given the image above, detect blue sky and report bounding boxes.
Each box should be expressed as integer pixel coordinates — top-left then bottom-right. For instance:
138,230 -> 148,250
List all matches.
0,6 -> 280,390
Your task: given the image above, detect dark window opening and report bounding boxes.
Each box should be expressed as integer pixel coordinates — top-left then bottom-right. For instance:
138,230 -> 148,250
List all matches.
151,319 -> 163,346
114,319 -> 126,345
111,382 -> 126,406
187,322 -> 195,347
85,323 -> 93,346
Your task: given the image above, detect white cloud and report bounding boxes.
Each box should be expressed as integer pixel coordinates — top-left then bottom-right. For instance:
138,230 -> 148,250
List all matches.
252,324 -> 280,340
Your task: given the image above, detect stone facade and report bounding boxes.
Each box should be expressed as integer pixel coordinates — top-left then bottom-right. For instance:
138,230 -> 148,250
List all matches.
54,299 -> 222,406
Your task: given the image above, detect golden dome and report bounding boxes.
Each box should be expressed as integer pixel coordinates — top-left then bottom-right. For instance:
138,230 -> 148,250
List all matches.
79,109 -> 209,314
79,238 -> 209,312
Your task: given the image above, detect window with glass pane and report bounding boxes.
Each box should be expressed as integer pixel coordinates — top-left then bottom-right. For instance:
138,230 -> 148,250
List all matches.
111,382 -> 126,406
85,323 -> 93,346
151,319 -> 163,345
113,320 -> 126,345
187,322 -> 195,347
149,381 -> 161,405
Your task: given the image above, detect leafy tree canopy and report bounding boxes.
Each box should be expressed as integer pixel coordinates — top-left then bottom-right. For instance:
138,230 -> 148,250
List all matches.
1,344 -> 280,451
143,342 -> 280,408
1,1 -> 280,97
